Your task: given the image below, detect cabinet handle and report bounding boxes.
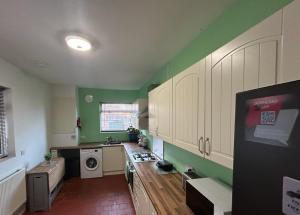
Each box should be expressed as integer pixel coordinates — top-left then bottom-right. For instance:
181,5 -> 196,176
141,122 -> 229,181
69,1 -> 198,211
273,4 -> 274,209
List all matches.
198,137 -> 204,154
156,127 -> 158,136
205,138 -> 211,156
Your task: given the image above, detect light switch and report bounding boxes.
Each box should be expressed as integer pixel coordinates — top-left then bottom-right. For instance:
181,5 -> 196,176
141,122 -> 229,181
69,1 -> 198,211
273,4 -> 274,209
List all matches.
283,176 -> 300,215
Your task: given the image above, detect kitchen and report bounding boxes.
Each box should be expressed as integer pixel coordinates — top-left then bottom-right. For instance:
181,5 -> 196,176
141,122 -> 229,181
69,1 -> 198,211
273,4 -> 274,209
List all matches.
0,0 -> 299,215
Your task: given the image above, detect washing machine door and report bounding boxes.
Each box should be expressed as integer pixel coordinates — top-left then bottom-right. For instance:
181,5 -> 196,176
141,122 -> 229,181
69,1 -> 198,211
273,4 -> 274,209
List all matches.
84,156 -> 99,171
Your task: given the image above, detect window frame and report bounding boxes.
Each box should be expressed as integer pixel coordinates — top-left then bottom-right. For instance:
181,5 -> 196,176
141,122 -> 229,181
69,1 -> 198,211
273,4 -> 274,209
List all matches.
99,103 -> 138,133
0,88 -> 8,159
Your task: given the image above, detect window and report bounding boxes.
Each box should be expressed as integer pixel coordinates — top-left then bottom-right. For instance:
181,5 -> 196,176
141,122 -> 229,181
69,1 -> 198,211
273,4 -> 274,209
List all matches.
100,103 -> 138,132
0,88 -> 8,159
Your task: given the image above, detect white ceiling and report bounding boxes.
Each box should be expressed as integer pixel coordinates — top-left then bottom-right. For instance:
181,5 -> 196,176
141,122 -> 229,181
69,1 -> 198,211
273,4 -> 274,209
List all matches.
0,0 -> 233,90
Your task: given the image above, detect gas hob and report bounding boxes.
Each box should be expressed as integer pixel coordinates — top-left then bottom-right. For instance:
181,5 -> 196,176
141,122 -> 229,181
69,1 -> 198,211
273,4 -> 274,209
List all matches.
131,152 -> 157,162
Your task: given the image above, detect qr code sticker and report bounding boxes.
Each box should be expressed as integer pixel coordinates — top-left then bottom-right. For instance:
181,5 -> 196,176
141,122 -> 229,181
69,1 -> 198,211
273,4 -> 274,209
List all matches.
261,111 -> 276,125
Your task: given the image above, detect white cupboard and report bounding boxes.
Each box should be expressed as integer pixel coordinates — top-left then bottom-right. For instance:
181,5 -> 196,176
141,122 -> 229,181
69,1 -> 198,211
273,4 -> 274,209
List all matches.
148,89 -> 157,136
148,80 -> 172,143
103,146 -> 125,175
132,171 -> 157,215
281,0 -> 300,82
156,79 -> 172,143
209,40 -> 279,168
147,2 -> 300,169
172,57 -> 211,157
208,12 -> 282,169
51,85 -> 78,147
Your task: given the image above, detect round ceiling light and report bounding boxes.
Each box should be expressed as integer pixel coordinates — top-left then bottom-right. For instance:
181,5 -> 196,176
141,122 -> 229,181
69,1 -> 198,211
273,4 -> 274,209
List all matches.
65,35 -> 92,51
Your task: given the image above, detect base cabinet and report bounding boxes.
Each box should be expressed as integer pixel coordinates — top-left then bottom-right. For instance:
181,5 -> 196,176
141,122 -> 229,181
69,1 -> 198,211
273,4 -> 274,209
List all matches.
103,146 -> 125,175
132,171 -> 157,215
26,158 -> 65,212
149,202 -> 158,215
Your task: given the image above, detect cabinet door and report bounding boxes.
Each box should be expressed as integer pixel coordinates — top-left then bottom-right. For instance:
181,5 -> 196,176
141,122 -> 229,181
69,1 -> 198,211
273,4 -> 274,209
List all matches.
204,55 -> 212,154
150,201 -> 157,215
208,39 -> 279,169
173,61 -> 203,156
103,146 -> 124,173
281,0 -> 300,82
139,186 -> 150,215
132,172 -> 140,213
148,90 -> 157,136
197,59 -> 206,154
156,79 -> 172,143
134,172 -> 150,215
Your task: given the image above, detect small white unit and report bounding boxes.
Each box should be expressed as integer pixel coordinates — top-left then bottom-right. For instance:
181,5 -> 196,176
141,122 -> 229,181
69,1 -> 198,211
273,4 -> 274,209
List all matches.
80,148 -> 103,179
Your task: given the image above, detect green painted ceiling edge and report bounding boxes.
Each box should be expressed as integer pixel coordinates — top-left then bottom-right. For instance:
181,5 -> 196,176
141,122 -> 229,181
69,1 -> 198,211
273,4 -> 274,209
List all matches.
139,0 -> 293,97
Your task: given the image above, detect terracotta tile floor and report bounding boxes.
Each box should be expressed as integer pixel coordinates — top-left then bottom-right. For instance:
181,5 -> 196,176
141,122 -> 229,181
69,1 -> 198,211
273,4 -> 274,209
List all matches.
24,174 -> 136,215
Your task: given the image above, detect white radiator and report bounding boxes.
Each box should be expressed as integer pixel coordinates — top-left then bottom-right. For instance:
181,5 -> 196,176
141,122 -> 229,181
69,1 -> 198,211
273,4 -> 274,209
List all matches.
0,169 -> 26,215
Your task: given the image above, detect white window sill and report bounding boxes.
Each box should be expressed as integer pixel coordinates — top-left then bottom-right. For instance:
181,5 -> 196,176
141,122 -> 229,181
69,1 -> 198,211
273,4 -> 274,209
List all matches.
0,154 -> 15,163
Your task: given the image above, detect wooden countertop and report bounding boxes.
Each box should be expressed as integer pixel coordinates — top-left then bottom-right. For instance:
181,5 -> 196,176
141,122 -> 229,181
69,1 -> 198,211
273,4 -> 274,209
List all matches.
123,143 -> 194,215
27,157 -> 64,174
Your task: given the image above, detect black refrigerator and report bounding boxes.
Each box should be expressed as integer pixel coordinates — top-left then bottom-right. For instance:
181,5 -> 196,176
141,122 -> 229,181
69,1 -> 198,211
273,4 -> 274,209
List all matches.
232,80 -> 300,215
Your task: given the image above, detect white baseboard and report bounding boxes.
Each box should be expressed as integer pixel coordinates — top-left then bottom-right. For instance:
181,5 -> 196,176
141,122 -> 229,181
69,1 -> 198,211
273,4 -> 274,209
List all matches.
103,170 -> 124,176
13,202 -> 26,215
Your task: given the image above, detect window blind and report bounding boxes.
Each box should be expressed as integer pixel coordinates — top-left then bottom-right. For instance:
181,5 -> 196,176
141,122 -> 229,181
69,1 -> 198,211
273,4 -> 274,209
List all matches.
0,90 -> 8,158
100,103 -> 138,132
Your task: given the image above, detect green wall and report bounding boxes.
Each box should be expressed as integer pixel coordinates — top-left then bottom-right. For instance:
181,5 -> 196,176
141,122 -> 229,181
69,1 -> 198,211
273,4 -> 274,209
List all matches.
78,87 -> 139,143
139,0 -> 293,185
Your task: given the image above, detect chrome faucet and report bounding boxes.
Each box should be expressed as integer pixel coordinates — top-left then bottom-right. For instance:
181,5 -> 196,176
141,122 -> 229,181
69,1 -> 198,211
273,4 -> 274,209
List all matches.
106,136 -> 113,143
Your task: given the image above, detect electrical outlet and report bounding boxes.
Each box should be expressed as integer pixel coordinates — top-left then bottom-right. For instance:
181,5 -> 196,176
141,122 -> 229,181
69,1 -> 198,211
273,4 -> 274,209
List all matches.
283,176 -> 300,215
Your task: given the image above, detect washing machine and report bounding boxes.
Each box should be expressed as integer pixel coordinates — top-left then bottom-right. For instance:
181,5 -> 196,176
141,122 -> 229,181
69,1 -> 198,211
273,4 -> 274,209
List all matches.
80,148 -> 103,179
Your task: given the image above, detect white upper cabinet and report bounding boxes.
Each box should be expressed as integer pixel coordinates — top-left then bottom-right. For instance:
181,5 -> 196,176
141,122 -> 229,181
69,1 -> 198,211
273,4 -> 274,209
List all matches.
51,85 -> 78,147
281,0 -> 300,82
173,61 -> 201,156
208,11 -> 282,169
147,2 -> 300,169
148,89 -> 158,136
148,80 -> 172,143
173,57 -> 211,157
156,79 -> 173,143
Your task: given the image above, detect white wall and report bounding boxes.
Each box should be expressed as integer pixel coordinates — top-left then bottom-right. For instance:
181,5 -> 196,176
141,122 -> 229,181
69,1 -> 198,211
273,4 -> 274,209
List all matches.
0,58 -> 51,180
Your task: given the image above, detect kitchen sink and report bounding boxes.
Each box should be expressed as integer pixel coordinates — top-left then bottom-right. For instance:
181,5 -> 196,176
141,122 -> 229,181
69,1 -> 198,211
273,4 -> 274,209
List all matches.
106,141 -> 122,145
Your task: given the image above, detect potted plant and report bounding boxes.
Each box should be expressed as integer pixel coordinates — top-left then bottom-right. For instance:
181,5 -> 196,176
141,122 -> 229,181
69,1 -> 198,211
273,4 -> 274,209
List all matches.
44,152 -> 52,165
127,126 -> 140,143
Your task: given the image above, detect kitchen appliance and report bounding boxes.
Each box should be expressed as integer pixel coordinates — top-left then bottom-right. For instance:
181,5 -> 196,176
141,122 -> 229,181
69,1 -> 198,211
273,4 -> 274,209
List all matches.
156,160 -> 173,171
138,134 -> 148,147
80,148 -> 103,179
130,152 -> 157,162
182,170 -> 200,191
125,160 -> 135,190
233,80 -> 300,215
186,178 -> 232,215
